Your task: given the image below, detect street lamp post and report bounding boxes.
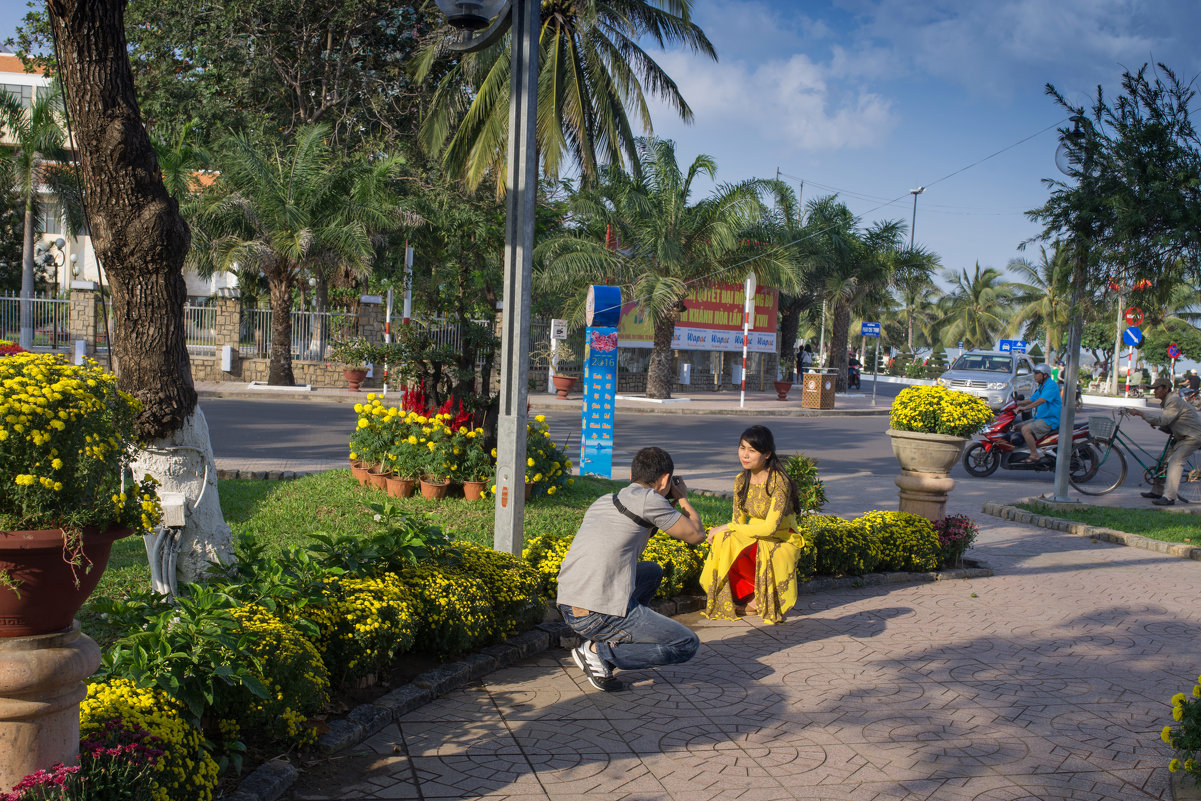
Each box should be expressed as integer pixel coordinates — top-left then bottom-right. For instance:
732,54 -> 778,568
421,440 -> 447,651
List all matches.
34,237 -> 67,349
908,187 -> 925,249
434,0 -> 538,556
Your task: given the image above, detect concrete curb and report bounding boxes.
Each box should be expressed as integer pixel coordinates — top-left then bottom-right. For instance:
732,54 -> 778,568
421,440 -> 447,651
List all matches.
981,496 -> 1201,561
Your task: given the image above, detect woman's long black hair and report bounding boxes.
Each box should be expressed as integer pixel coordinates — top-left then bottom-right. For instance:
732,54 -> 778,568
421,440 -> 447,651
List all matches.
735,425 -> 800,515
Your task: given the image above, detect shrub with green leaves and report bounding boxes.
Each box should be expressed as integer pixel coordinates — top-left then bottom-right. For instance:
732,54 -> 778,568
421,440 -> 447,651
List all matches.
521,531 -> 573,596
783,453 -> 826,513
799,514 -> 881,576
641,531 -> 706,597
857,510 -> 939,572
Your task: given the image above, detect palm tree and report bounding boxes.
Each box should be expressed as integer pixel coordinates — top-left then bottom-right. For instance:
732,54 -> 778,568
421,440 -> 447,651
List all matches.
0,81 -> 75,347
939,263 -> 1014,350
416,0 -> 716,193
805,196 -> 904,391
186,125 -> 407,385
891,245 -> 941,351
536,137 -> 795,398
1008,242 -> 1073,361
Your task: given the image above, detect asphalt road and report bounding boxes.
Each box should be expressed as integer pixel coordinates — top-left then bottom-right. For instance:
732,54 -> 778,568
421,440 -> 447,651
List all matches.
199,394 -> 1168,509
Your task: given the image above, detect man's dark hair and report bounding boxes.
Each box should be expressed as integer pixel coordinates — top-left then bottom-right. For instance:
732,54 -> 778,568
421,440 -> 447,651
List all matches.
631,447 -> 674,485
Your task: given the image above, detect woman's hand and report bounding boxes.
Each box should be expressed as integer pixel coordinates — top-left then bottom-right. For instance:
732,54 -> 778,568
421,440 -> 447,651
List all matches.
706,524 -> 728,544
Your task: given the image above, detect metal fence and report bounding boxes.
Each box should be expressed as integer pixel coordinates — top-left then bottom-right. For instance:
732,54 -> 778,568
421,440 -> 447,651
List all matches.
183,303 -> 217,355
238,307 -> 359,360
0,293 -> 71,348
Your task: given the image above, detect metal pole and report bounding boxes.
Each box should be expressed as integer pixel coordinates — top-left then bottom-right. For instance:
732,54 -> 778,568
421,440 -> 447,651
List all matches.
908,187 -> 924,249
401,244 -> 413,324
1110,287 -> 1122,395
818,301 -> 827,367
492,0 -> 538,557
872,337 -> 879,406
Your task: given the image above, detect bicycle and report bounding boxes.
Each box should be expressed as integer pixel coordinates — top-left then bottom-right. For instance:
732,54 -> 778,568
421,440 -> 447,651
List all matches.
1067,409 -> 1201,500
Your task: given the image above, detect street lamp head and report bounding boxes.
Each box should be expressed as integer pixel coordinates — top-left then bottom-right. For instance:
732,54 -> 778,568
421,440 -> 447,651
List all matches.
434,0 -> 506,30
53,237 -> 66,250
909,187 -> 925,196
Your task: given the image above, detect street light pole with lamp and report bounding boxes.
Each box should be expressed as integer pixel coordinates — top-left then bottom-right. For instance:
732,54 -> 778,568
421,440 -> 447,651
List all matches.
34,237 -> 68,349
908,187 -> 924,249
433,0 -> 539,557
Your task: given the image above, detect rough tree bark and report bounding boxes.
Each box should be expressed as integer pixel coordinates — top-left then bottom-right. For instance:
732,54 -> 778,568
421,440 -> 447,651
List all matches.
830,302 -> 851,392
267,270 -> 297,385
47,0 -> 232,584
646,307 -> 683,399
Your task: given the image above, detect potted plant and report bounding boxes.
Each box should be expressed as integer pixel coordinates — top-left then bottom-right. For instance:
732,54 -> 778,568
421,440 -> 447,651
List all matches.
886,385 -> 992,520
329,337 -> 378,391
0,352 -> 162,635
384,438 -> 424,499
772,377 -> 793,400
454,429 -> 493,501
531,340 -> 579,398
418,443 -> 451,500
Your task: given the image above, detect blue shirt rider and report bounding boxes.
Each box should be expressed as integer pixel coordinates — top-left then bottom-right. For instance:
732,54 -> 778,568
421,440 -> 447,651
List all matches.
1016,364 -> 1061,462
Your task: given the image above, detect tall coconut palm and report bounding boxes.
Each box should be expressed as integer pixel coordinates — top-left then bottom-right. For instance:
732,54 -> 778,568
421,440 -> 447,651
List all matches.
0,81 -> 76,347
1008,242 -> 1073,361
939,263 -> 1014,350
416,0 -> 716,193
891,245 -> 941,351
536,137 -> 795,398
186,124 -> 407,385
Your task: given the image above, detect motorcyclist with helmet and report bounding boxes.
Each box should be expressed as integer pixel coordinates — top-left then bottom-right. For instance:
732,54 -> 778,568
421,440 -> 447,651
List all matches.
1016,364 -> 1061,463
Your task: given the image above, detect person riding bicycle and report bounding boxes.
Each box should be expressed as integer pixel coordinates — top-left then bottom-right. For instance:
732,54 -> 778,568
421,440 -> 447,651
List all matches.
1187,370 -> 1200,394
1128,376 -> 1201,506
1016,364 -> 1061,463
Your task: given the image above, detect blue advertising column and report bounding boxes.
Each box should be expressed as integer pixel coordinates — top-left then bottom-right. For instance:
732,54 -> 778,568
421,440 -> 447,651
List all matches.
581,286 -> 620,478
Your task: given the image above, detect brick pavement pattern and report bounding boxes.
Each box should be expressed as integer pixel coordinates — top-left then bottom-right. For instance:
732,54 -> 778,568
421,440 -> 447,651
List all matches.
288,515 -> 1198,801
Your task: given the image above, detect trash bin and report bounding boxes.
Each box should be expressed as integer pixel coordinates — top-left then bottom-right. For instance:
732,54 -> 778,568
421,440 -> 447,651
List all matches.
801,371 -> 836,409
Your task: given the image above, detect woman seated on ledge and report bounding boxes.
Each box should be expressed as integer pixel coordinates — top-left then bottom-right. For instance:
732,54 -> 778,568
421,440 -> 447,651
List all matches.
701,425 -> 806,625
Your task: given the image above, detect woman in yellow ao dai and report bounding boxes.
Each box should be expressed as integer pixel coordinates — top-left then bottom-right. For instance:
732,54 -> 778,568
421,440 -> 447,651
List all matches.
701,425 -> 805,625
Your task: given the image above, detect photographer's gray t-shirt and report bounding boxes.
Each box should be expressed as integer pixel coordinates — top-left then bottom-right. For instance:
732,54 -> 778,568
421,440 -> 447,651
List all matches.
556,483 -> 683,616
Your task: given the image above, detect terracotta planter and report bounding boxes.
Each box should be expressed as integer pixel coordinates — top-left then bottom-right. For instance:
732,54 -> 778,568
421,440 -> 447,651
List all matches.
551,374 -> 577,399
385,475 -> 416,498
886,429 -> 968,474
420,478 -> 450,500
367,466 -> 391,491
462,480 -> 488,501
0,525 -> 133,637
524,481 -> 535,501
350,460 -> 370,486
343,368 -> 368,392
772,380 -> 792,401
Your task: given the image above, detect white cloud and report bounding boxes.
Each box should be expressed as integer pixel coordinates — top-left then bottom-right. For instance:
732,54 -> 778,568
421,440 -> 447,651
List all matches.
650,50 -> 897,151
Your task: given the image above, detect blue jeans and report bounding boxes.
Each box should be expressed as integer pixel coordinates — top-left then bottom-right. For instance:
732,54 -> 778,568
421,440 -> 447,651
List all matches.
559,561 -> 700,670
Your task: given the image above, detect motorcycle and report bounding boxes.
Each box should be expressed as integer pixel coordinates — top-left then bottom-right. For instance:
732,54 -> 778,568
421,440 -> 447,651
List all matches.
847,362 -> 861,390
961,396 -> 1096,479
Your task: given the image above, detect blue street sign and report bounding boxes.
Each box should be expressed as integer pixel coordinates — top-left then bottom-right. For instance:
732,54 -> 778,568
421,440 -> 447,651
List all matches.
1169,343 -> 1181,359
861,322 -> 881,337
999,339 -> 1028,353
1123,326 -> 1144,347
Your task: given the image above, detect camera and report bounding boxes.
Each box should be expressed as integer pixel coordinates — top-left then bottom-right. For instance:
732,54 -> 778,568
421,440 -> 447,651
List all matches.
672,476 -> 682,486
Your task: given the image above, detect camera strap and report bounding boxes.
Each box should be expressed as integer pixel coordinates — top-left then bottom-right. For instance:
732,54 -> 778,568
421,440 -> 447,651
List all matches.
611,493 -> 655,531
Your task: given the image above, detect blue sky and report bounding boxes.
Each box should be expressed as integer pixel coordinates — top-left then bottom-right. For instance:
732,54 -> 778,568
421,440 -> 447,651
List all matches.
3,0 -> 1200,290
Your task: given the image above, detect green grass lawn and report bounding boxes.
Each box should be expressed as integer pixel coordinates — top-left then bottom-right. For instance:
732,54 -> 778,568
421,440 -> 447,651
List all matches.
89,469 -> 737,608
1018,501 -> 1201,545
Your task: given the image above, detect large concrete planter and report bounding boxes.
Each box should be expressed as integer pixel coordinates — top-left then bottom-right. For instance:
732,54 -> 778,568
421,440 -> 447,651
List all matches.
886,429 -> 969,522
1173,772 -> 1201,801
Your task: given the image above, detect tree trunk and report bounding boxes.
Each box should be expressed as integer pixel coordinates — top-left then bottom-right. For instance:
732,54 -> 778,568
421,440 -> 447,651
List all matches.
267,273 -> 296,385
47,0 -> 232,584
830,301 -> 851,392
778,295 -> 803,380
19,197 -> 35,348
646,315 -> 677,399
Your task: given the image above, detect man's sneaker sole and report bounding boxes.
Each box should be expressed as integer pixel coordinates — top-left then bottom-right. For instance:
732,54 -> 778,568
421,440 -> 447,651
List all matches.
571,644 -> 622,692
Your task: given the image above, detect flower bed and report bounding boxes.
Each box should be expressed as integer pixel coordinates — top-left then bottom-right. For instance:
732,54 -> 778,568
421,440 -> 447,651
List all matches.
1163,681 -> 1201,782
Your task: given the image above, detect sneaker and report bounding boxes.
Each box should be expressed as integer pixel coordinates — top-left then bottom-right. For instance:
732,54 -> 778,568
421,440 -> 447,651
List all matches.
571,643 -> 620,691
1152,496 -> 1176,506
1141,491 -> 1163,499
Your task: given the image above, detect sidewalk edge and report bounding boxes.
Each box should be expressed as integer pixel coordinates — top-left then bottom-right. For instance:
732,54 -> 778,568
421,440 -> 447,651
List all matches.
981,497 -> 1201,561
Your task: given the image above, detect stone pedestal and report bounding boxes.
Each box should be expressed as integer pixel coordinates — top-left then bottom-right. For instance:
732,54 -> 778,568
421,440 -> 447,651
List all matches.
0,623 -> 100,792
895,470 -> 956,522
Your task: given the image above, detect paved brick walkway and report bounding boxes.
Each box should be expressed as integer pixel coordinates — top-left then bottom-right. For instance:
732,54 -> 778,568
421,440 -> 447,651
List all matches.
288,514 -> 1199,801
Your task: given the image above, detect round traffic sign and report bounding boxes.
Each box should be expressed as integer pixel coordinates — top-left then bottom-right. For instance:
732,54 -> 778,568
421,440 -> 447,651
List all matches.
1124,307 -> 1144,326
1169,343 -> 1182,359
1123,325 -> 1144,347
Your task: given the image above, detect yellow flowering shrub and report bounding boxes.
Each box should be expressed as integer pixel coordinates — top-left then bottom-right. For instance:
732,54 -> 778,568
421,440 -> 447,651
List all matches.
214,605 -> 330,748
855,510 -> 939,572
888,384 -> 993,438
439,542 -> 543,635
80,678 -> 218,801
302,573 -> 418,686
521,529 -> 706,600
1163,680 -> 1201,781
349,395 -> 490,482
0,352 -> 161,534
521,531 -> 573,596
798,514 -> 881,577
397,564 -> 496,658
522,416 -> 572,498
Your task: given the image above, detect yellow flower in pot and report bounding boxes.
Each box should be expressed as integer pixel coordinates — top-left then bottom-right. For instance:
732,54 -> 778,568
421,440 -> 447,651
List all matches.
0,353 -> 162,636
